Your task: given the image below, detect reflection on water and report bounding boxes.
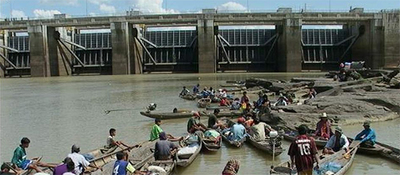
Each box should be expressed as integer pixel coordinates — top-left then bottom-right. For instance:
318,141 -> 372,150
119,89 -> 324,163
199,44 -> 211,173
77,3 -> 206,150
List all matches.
1,73 -> 399,174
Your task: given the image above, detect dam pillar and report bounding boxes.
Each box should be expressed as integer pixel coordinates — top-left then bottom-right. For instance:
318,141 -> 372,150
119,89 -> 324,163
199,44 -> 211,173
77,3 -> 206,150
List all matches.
28,25 -> 51,77
277,17 -> 303,72
197,18 -> 216,73
111,22 -> 136,75
0,30 -> 7,77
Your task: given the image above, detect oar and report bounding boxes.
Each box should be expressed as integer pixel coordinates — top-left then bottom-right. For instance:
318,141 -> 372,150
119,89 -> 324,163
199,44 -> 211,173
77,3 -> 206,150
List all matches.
341,140 -> 362,159
104,109 -> 135,114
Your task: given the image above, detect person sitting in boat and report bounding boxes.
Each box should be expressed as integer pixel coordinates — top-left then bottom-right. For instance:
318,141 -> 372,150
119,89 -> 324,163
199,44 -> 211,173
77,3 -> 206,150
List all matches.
220,97 -> 231,106
1,163 -> 16,175
226,118 -> 247,141
113,152 -> 146,175
107,128 -> 132,149
249,117 -> 274,142
275,93 -> 288,106
67,145 -> 101,175
62,158 -> 75,175
53,157 -> 74,175
355,121 -> 376,147
11,137 -> 56,173
150,119 -> 182,142
193,84 -> 200,94
240,91 -> 249,104
222,159 -> 240,175
314,113 -> 332,140
154,132 -> 178,161
187,112 -> 207,133
323,126 -> 349,154
308,88 -> 317,99
200,87 -> 210,98
258,100 -> 271,116
231,98 -> 241,110
179,86 -> 190,96
208,109 -> 224,129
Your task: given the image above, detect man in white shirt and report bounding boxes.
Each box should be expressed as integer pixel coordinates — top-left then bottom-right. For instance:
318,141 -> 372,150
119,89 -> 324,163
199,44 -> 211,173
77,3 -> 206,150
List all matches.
67,145 -> 101,175
323,126 -> 350,154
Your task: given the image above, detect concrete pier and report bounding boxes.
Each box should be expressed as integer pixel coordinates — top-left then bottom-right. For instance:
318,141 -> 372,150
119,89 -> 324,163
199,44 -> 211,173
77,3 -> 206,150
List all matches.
28,25 -> 51,77
198,19 -> 216,73
277,17 -> 303,72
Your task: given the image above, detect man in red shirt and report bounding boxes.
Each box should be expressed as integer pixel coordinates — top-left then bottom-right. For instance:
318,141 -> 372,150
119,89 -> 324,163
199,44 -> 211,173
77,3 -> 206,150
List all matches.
288,125 -> 320,175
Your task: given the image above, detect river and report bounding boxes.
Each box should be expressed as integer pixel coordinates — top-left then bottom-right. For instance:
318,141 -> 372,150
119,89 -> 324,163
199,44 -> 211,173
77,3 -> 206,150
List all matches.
1,73 -> 399,174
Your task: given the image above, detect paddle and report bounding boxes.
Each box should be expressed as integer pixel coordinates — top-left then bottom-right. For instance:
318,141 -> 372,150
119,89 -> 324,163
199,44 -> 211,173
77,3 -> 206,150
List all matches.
341,140 -> 362,160
104,109 -> 135,114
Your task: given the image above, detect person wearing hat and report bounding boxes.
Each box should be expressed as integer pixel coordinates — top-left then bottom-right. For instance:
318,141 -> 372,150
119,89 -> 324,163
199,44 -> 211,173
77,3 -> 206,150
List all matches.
288,125 -> 320,175
67,144 -> 101,175
355,121 -> 376,146
187,112 -> 206,133
323,126 -> 350,154
150,119 -> 182,141
314,113 -> 332,140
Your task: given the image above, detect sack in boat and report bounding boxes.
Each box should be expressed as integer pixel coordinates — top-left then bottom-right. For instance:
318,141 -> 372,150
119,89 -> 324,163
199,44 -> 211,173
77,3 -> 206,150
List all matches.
185,135 -> 199,145
204,130 -> 220,138
314,162 -> 342,175
147,165 -> 166,175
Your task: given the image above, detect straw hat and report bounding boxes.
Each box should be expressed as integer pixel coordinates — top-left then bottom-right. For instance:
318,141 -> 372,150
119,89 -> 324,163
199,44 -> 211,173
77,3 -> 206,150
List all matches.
320,113 -> 328,118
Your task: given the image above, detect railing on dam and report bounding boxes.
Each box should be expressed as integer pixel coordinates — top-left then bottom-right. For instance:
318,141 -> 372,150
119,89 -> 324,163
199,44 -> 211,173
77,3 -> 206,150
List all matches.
217,28 -> 277,71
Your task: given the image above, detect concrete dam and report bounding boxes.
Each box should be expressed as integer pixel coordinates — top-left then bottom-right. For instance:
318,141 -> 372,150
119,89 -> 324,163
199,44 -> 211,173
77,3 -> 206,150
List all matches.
0,8 -> 399,77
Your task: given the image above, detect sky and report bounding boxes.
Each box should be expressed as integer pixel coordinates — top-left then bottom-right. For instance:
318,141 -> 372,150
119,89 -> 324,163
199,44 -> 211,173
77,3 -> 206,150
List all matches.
0,0 -> 399,19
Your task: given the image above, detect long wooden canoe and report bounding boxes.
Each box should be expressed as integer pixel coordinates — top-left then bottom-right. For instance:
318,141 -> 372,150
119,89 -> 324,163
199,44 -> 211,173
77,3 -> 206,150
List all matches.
220,130 -> 246,148
176,135 -> 203,167
348,138 -> 400,164
282,131 -> 328,148
246,135 -> 284,156
180,94 -> 196,100
270,141 -> 360,175
140,110 -> 242,120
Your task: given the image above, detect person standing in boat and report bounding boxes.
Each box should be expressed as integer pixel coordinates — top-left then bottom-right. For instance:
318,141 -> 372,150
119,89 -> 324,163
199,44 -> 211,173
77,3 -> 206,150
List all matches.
107,128 -> 132,149
355,121 -> 376,147
288,125 -> 320,175
240,91 -> 249,104
11,137 -> 56,173
187,112 -> 207,133
323,126 -> 349,154
179,86 -> 190,96
154,132 -> 178,161
112,152 -> 146,175
67,145 -> 101,175
314,113 -> 332,140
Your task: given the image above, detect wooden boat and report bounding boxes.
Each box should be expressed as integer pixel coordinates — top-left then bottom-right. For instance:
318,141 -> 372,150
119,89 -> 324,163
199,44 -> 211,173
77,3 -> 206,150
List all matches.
270,141 -> 360,175
246,135 -> 284,156
282,130 -> 328,148
348,138 -> 400,164
198,130 -> 222,152
198,98 -> 212,108
140,110 -> 194,119
220,130 -> 246,148
180,94 -> 196,100
176,134 -> 203,167
206,105 -> 230,110
140,110 -> 242,120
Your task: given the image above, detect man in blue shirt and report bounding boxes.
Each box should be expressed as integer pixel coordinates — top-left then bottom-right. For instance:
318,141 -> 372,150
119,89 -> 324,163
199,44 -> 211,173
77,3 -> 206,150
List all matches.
228,118 -> 247,141
355,121 -> 376,146
113,152 -> 146,175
